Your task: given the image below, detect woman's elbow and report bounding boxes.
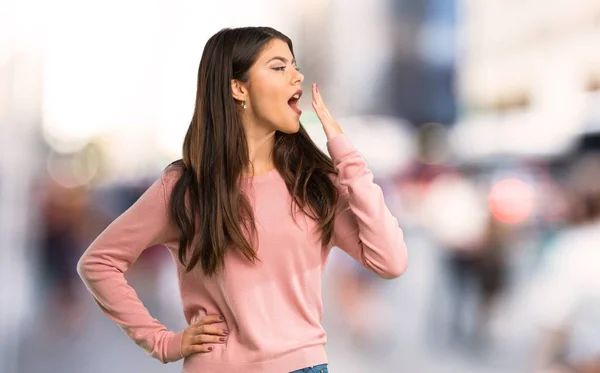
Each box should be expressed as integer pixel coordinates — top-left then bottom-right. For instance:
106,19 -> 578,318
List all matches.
380,245 -> 408,279
76,254 -> 90,279
76,251 -> 99,281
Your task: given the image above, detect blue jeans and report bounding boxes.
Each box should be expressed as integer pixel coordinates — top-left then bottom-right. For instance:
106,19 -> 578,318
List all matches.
289,363 -> 328,373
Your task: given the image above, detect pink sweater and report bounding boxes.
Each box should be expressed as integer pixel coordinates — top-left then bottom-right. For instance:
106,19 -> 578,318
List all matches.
77,134 -> 408,373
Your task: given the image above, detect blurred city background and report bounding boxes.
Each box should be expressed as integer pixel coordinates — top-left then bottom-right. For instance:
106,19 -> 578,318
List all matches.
2,0 -> 600,372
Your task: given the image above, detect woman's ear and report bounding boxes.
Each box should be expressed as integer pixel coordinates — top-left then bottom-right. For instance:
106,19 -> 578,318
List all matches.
231,79 -> 248,102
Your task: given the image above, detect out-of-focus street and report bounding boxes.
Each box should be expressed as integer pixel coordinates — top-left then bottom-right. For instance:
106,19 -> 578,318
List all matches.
2,0 -> 600,372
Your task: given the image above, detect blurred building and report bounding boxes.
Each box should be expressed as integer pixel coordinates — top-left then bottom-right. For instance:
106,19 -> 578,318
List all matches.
374,0 -> 457,127
454,0 -> 600,160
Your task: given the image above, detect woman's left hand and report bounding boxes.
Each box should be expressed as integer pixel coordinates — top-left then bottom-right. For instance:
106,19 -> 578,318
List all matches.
311,83 -> 343,140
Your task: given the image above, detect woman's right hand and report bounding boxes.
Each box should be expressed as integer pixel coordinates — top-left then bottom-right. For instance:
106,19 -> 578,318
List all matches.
181,314 -> 229,357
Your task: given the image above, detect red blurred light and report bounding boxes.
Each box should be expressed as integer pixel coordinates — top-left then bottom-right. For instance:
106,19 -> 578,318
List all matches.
488,178 -> 534,224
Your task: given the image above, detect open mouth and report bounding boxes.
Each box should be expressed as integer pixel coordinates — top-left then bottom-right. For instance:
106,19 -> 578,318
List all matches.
287,89 -> 302,116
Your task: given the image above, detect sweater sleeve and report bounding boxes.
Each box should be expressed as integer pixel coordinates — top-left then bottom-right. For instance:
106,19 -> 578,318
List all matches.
77,172 -> 184,363
327,134 -> 408,279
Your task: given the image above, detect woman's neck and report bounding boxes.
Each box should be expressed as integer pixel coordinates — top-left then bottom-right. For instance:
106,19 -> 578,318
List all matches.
245,128 -> 276,176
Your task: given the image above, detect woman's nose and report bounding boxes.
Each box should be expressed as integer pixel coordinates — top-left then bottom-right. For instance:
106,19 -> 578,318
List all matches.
293,70 -> 304,84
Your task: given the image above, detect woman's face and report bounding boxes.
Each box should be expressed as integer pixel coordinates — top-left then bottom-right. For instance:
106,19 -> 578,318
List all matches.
243,39 -> 305,134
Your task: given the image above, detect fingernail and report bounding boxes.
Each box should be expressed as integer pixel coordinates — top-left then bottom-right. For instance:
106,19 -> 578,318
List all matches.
219,316 -> 224,321
208,347 -> 213,351
219,337 -> 226,342
222,330 -> 229,335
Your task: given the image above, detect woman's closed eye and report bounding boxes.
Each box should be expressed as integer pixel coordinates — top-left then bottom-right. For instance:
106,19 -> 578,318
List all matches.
272,65 -> 300,72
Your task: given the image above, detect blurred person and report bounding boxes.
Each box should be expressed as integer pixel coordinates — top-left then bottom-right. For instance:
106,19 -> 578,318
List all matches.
530,187 -> 600,373
469,216 -> 509,344
419,172 -> 482,346
76,27 -> 408,373
530,154 -> 600,373
421,170 -> 511,352
36,176 -> 99,332
442,215 -> 509,351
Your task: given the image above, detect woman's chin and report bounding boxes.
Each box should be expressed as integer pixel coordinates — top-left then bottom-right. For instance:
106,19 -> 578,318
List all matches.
277,122 -> 301,134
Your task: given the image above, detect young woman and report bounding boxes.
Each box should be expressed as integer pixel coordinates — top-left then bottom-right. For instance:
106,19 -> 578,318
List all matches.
77,26 -> 408,373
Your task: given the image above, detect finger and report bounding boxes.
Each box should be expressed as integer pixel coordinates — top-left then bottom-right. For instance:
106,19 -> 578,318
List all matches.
312,83 -> 326,108
311,83 -> 323,109
194,314 -> 224,327
194,324 -> 229,336
190,344 -> 214,353
311,83 -> 334,122
192,334 -> 227,344
312,82 -> 331,112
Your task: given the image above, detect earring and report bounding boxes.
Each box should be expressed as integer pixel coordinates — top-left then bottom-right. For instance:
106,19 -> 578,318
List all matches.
242,101 -> 247,109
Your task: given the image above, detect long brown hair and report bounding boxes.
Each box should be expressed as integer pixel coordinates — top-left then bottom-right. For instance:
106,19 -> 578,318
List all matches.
168,27 -> 338,276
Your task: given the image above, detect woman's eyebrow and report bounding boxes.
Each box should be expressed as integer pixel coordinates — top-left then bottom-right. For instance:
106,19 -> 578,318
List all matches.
266,56 -> 296,65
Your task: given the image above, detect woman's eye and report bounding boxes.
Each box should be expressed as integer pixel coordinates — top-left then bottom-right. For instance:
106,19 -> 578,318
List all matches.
273,66 -> 286,71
